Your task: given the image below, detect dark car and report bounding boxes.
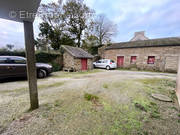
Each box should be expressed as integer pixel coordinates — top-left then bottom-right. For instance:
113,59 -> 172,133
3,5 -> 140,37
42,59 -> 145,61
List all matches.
0,56 -> 53,79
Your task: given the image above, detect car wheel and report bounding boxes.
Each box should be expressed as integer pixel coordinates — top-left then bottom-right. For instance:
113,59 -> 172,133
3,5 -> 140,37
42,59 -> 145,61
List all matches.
37,69 -> 47,78
106,66 -> 110,70
93,64 -> 96,68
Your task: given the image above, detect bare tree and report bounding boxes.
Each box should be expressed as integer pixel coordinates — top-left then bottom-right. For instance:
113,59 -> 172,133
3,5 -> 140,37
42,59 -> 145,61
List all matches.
93,14 -> 117,45
38,0 -> 64,30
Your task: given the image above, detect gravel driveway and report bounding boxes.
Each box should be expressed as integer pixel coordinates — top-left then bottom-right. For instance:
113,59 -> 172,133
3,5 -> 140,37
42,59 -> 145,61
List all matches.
0,70 -> 179,135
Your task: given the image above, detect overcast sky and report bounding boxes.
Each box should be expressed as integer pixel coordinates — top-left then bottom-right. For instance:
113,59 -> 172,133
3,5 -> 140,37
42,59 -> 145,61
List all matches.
0,0 -> 179,49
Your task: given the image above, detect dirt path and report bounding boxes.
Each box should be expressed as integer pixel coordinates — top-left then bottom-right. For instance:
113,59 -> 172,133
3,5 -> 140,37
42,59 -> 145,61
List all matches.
0,70 -> 179,135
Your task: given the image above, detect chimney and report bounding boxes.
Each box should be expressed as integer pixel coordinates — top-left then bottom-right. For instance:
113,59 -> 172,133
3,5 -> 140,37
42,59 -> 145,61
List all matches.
135,31 -> 145,36
130,31 -> 149,41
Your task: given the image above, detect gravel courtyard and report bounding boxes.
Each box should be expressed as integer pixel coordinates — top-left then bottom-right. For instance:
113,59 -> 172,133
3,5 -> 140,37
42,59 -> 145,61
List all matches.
0,70 -> 179,135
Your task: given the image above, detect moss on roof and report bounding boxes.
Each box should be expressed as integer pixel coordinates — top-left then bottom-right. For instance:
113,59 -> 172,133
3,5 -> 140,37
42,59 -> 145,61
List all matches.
62,45 -> 94,59
106,37 -> 180,50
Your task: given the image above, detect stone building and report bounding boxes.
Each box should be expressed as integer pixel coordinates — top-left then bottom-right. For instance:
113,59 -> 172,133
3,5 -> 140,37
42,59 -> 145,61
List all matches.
100,31 -> 180,72
62,45 -> 94,71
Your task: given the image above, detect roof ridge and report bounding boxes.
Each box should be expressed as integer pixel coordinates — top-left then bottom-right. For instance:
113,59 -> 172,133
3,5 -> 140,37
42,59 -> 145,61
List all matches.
62,45 -> 94,58
106,37 -> 180,50
108,37 -> 180,45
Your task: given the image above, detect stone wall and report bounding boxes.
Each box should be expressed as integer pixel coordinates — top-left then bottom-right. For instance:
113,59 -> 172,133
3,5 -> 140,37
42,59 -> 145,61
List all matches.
63,51 -> 74,69
87,59 -> 93,70
63,51 -> 93,71
104,46 -> 180,72
98,45 -> 107,58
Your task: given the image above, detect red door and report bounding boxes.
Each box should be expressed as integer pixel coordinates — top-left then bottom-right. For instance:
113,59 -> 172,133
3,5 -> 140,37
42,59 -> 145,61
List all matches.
117,56 -> 124,67
81,58 -> 87,70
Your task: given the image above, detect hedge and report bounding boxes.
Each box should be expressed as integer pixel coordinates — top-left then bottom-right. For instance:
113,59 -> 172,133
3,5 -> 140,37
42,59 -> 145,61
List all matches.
0,51 -> 26,57
0,51 -> 63,71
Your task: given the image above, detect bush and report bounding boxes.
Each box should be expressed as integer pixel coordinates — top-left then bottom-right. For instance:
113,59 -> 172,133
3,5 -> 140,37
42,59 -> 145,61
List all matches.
51,62 -> 62,72
0,50 -> 63,71
84,93 -> 99,102
0,50 -> 25,57
36,52 -> 63,72
35,52 -> 60,63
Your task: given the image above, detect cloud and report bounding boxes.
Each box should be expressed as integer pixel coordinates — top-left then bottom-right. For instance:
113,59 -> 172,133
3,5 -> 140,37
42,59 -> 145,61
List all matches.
0,19 -> 24,48
0,0 -> 180,48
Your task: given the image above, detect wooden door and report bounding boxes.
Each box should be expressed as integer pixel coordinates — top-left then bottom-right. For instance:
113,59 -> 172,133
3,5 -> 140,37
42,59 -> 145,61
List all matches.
81,58 -> 87,70
117,56 -> 124,67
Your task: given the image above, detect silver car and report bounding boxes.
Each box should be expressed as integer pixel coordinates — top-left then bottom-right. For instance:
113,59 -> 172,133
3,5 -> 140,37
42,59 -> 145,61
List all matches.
93,59 -> 117,70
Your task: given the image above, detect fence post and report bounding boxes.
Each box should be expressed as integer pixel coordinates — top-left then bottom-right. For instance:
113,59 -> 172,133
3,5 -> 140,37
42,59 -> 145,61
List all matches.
24,21 -> 39,110
176,56 -> 180,106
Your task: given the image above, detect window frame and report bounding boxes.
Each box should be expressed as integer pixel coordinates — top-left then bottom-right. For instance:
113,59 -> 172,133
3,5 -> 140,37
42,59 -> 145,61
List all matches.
0,57 -> 7,64
130,56 -> 137,64
147,56 -> 155,64
9,57 -> 26,64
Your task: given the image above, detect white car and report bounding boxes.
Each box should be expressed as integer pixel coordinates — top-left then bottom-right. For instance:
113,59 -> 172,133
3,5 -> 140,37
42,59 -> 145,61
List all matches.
93,59 -> 117,70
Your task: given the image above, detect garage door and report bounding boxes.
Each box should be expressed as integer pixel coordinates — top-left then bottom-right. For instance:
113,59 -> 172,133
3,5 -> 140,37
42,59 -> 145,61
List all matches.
165,56 -> 178,71
117,56 -> 124,67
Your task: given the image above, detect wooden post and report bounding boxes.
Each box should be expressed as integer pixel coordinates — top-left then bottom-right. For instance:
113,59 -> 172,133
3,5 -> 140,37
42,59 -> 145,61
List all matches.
23,21 -> 39,110
176,56 -> 180,106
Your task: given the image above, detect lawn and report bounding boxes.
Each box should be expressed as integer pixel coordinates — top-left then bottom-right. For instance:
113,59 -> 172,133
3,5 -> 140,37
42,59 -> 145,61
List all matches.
0,70 -> 179,135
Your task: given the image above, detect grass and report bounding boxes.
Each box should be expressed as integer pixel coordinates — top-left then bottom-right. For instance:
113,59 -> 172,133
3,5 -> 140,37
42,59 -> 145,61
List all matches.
52,69 -> 103,78
138,78 -> 176,96
103,83 -> 109,89
38,82 -> 65,89
0,82 -> 65,95
0,71 -> 179,135
117,67 -> 177,74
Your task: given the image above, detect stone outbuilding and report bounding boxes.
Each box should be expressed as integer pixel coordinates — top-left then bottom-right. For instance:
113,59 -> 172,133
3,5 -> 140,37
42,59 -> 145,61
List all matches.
100,31 -> 180,72
62,45 -> 94,71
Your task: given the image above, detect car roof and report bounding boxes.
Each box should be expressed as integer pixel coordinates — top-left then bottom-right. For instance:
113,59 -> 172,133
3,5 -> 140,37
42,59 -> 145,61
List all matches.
100,59 -> 111,61
0,56 -> 26,59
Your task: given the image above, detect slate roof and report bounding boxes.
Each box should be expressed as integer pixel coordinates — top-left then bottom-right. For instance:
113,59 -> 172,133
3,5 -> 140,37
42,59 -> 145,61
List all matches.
62,45 -> 94,59
106,37 -> 180,50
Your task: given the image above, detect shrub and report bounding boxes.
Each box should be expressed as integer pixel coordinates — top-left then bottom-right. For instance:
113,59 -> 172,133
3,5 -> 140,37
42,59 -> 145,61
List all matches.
51,62 -> 62,72
0,50 -> 63,71
84,93 -> 99,102
35,52 -> 60,63
103,84 -> 108,89
0,50 -> 25,57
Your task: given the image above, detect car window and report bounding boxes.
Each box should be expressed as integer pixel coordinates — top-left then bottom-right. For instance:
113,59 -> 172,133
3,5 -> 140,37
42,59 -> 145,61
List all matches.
10,57 -> 26,64
97,60 -> 101,63
0,57 -> 7,64
101,60 -> 105,63
110,60 -> 115,63
104,60 -> 108,63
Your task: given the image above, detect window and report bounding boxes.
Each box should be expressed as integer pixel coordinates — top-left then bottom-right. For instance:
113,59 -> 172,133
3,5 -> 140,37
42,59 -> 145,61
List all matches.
10,57 -> 26,64
147,56 -> 155,64
130,56 -> 137,64
110,60 -> 115,63
0,57 -> 7,64
104,60 -> 108,63
97,60 -> 102,63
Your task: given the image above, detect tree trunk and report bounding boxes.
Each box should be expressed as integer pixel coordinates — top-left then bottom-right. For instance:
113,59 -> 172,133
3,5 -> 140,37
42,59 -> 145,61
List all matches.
77,33 -> 81,47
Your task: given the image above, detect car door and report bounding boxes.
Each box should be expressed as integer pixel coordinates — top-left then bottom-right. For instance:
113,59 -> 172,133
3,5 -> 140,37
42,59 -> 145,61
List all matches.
10,57 -> 27,77
101,60 -> 108,68
0,57 -> 10,78
100,60 -> 105,68
95,60 -> 102,68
